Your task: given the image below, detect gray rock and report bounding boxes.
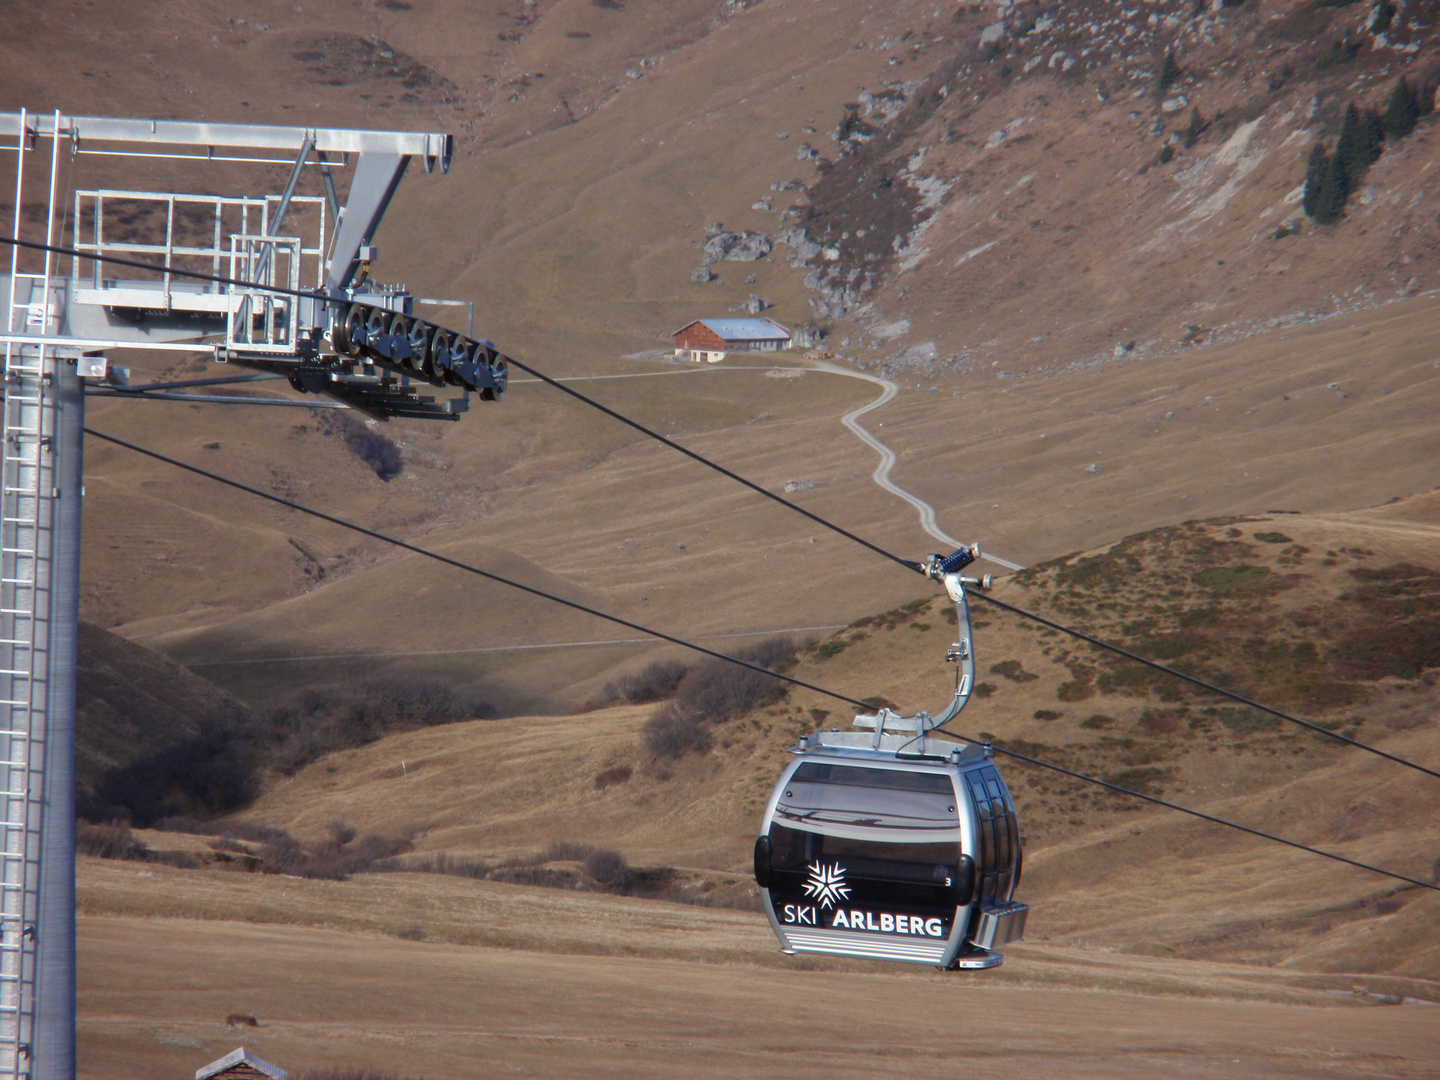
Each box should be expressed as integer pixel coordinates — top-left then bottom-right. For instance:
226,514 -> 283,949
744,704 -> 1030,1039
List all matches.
796,143 -> 819,162
792,325 -> 822,348
986,129 -> 1007,148
691,266 -> 714,284
980,21 -> 1007,46
713,231 -> 772,261
742,293 -> 770,314
1086,463 -> 1103,473
784,479 -> 816,493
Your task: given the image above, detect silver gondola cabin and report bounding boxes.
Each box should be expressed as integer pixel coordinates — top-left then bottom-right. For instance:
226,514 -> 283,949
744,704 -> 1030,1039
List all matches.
752,545 -> 1029,969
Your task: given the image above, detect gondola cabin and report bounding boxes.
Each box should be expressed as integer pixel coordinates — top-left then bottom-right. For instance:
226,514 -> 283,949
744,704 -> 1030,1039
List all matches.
752,545 -> 1029,969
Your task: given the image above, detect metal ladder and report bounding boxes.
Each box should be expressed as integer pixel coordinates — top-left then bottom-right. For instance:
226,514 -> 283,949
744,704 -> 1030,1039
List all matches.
0,108 -> 59,1080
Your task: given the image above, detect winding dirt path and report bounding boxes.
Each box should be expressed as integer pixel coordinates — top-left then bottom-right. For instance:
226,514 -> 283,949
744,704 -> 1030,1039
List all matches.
807,360 -> 1025,571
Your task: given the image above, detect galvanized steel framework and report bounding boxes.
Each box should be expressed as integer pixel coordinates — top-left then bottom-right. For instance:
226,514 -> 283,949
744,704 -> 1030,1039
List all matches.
0,108 -> 455,1080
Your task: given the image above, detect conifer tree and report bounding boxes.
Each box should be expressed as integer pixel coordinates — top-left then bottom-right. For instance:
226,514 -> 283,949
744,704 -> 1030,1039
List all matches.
1313,150 -> 1350,224
1362,107 -> 1386,164
1157,51 -> 1181,96
1383,76 -> 1420,140
1335,103 -> 1366,180
1302,143 -> 1328,218
1182,107 -> 1207,149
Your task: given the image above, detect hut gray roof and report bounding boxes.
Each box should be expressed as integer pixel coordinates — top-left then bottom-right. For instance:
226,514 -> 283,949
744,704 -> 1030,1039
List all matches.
195,1047 -> 289,1080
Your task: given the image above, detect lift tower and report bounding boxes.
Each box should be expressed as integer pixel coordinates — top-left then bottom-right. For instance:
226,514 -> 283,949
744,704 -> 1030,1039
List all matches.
0,109 -> 504,1080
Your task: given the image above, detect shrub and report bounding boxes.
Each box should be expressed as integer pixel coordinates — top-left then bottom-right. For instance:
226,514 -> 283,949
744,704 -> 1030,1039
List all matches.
1081,714 -> 1116,730
83,727 -> 259,827
85,676 -> 494,827
1316,38 -> 1361,70
262,676 -> 495,775
1033,710 -> 1062,721
321,412 -> 403,481
77,820 -> 147,860
593,764 -> 633,789
990,659 -> 1038,683
1193,564 -> 1271,590
582,848 -> 631,887
595,659 -> 689,707
1057,681 -> 1096,702
641,637 -> 798,757
1104,766 -> 1172,795
76,820 -> 203,869
642,704 -> 713,759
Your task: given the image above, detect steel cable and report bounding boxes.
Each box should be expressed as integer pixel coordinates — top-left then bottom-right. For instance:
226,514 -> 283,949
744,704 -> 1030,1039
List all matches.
21,237 -> 1436,782
85,428 -> 1440,895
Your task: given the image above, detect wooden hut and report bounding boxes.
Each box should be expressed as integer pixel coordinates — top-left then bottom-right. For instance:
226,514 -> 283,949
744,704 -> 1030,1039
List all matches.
671,318 -> 792,362
195,1047 -> 289,1080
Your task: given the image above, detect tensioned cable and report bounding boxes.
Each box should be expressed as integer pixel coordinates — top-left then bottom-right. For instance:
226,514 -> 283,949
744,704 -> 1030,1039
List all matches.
85,428 -> 1440,895
22,237 -> 1437,782
2,237 -> 923,576
974,593 -> 1440,781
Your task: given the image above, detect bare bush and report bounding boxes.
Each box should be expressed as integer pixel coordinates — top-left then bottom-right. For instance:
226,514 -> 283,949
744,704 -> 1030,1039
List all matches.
320,412 -> 404,481
374,852 -> 492,880
76,820 -> 201,869
593,764 -> 632,789
263,676 -> 496,775
77,820 -> 146,860
582,848 -> 631,887
87,675 -> 497,828
542,840 -> 595,862
641,636 -> 798,758
641,704 -> 713,759
592,658 -> 690,707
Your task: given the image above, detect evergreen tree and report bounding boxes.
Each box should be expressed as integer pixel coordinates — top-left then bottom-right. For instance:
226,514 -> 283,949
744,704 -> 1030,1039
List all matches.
1302,143 -> 1328,218
1157,51 -> 1181,96
1362,107 -> 1386,165
1313,150 -> 1350,224
1335,103 -> 1366,180
1383,76 -> 1420,140
1182,107 -> 1207,149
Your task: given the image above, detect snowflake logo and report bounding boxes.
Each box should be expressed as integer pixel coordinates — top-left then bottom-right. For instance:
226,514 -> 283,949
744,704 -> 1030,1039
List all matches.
802,861 -> 850,909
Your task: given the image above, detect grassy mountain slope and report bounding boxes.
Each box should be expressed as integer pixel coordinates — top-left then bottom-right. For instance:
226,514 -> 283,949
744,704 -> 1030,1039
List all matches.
209,497 -> 1440,991
76,620 -> 255,810
2,0 -> 1437,713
